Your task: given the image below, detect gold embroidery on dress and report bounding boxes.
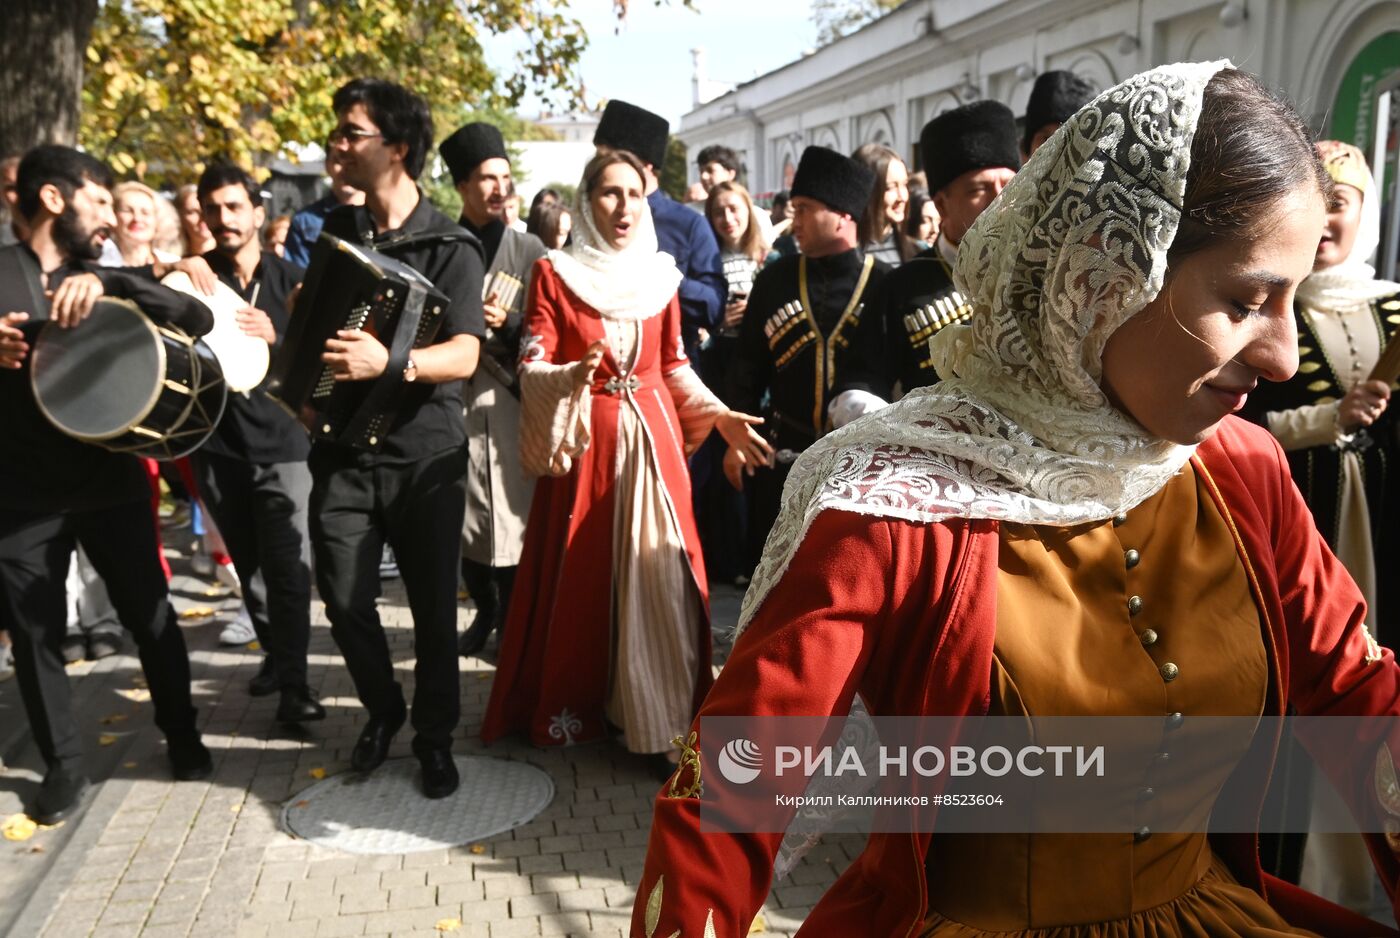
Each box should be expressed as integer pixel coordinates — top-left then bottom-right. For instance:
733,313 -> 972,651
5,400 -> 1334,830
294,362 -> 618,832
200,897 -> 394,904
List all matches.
1374,743 -> 1400,852
644,876 -> 717,937
667,731 -> 703,799
1362,624 -> 1384,663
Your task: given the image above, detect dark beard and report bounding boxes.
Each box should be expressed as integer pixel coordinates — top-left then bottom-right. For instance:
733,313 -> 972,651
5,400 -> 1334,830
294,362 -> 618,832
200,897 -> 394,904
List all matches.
53,204 -> 106,261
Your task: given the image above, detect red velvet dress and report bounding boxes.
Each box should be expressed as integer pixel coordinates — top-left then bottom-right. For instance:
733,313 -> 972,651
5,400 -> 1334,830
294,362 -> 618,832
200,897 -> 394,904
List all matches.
481,259 -> 721,754
631,417 -> 1400,936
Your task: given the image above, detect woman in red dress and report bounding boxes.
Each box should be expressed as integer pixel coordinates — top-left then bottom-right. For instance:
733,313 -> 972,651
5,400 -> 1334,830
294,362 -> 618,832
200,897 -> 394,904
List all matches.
482,149 -> 771,761
632,64 -> 1400,937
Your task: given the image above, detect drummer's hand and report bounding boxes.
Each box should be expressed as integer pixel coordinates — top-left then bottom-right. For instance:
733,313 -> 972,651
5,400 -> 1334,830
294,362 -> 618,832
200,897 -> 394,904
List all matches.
167,256 -> 217,295
322,329 -> 388,381
483,292 -> 507,329
47,273 -> 105,328
236,305 -> 276,344
0,312 -> 29,368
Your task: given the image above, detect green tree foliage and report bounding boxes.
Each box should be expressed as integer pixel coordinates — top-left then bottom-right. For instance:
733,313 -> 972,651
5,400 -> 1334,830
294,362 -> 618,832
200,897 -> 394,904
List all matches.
660,136 -> 688,201
811,0 -> 903,45
80,0 -> 599,183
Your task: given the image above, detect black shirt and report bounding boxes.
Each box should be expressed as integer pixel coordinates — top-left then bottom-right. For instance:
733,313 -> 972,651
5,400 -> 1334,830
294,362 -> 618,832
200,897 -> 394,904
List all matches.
461,216 -> 504,269
0,243 -> 213,513
319,193 -> 486,462
198,250 -> 311,464
726,249 -> 888,451
839,247 -> 971,399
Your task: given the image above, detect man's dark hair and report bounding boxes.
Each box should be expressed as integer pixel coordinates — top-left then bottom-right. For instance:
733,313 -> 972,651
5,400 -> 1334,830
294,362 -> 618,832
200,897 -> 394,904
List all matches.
696,144 -> 741,174
771,190 -> 790,210
197,162 -> 263,207
332,78 -> 435,179
16,145 -> 113,220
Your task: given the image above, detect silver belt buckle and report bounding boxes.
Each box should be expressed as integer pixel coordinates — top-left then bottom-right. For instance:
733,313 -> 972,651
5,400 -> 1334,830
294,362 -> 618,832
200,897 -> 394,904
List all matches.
602,375 -> 640,395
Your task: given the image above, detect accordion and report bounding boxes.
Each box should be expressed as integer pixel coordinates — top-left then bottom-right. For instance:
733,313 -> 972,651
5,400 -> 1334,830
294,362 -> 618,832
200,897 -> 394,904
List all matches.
266,233 -> 450,451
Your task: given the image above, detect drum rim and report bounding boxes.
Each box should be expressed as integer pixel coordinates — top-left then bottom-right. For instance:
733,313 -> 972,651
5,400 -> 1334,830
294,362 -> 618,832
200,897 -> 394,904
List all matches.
29,297 -> 169,442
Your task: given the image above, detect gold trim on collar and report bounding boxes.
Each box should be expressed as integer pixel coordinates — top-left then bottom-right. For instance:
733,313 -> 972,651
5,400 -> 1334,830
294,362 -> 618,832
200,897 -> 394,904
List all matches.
797,253 -> 876,436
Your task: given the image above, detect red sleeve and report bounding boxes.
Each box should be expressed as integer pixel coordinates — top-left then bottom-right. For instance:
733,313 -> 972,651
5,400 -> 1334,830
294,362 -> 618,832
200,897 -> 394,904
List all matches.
1262,431 -> 1400,914
519,258 -> 563,368
659,292 -> 688,376
629,510 -> 906,937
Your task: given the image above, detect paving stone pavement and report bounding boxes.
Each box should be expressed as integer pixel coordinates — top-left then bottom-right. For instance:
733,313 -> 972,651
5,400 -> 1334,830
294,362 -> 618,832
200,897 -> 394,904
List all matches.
0,528 -> 862,937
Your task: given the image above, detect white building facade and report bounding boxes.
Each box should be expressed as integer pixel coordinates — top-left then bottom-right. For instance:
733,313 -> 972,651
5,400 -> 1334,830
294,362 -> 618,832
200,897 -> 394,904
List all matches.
677,0 -> 1400,228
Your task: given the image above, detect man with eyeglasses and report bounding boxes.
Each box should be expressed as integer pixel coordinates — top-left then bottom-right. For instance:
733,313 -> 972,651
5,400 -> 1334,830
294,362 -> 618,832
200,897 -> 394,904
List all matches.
282,145 -> 364,269
309,78 -> 486,800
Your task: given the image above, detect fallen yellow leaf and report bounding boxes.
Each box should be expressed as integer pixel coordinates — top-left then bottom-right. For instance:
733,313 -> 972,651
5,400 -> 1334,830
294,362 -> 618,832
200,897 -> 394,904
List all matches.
247,641 -> 261,651
435,918 -> 462,933
468,844 -> 486,855
99,714 -> 128,725
749,913 -> 767,933
3,815 -> 36,841
202,586 -> 225,597
98,734 -> 118,746
308,768 -> 326,780
180,607 -> 215,620
117,689 -> 151,703
230,803 -> 242,814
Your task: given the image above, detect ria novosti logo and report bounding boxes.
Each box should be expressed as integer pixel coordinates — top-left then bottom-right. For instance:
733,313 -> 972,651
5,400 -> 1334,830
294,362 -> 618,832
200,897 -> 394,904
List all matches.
717,738 -> 763,784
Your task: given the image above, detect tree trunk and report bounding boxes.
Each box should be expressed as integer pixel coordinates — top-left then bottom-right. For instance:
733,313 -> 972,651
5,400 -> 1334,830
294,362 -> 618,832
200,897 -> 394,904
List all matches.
0,0 -> 99,156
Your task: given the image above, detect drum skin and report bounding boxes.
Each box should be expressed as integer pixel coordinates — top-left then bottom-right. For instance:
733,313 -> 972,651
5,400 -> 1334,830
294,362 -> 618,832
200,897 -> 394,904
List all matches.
29,298 -> 227,460
160,270 -> 270,392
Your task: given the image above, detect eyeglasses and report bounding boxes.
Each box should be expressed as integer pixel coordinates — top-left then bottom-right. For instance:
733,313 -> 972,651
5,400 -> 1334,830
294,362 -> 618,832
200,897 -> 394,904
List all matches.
327,126 -> 383,145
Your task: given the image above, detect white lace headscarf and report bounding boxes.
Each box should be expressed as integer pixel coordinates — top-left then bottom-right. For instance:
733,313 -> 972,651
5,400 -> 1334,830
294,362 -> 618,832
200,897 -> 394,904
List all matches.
1294,140 -> 1400,311
737,61 -> 1230,638
546,159 -> 682,322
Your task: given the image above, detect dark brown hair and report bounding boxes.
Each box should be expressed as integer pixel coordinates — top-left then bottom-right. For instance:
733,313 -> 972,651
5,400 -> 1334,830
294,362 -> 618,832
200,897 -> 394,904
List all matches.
1168,69 -> 1331,263
706,180 -> 770,264
851,142 -> 916,262
581,148 -> 648,200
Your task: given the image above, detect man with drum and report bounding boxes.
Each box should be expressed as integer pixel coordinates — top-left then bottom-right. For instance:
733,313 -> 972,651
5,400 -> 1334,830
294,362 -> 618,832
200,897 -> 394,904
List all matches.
438,121 -> 546,658
312,78 -> 486,799
0,145 -> 214,824
190,162 -> 324,724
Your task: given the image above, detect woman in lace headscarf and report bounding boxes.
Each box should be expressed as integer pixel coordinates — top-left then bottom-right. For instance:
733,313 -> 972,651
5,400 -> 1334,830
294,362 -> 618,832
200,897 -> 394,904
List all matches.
630,64 -> 1400,937
481,149 -> 771,767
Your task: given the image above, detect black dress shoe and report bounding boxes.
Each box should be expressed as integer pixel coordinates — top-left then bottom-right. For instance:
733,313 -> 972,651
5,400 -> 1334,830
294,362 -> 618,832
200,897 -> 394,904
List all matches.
167,734 -> 213,781
248,657 -> 278,697
418,749 -> 459,799
351,710 -> 405,773
457,615 -> 493,658
86,633 -> 122,660
276,686 -> 326,723
32,769 -> 91,825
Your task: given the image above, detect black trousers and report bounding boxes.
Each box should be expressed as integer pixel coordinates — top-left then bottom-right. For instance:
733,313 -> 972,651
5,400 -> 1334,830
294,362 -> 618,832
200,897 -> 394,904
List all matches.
0,499 -> 197,774
194,452 -> 313,690
309,445 -> 466,754
745,459 -> 794,576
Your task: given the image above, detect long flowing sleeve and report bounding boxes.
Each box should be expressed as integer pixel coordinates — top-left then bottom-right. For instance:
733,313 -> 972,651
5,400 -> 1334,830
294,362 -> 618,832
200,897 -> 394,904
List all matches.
659,295 -> 726,452
517,261 -> 592,477
1265,401 -> 1341,451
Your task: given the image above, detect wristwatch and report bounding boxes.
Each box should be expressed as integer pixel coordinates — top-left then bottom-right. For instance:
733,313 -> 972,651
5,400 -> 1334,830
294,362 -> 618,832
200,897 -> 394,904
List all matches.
404,357 -> 418,383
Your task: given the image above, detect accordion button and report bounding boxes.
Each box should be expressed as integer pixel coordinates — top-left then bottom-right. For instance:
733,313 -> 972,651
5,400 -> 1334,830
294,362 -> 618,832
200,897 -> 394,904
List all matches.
322,424 -> 332,433
369,436 -> 378,446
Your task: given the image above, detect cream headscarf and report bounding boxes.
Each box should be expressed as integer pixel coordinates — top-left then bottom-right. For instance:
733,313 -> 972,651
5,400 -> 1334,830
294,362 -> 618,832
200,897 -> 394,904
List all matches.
738,60 -> 1231,638
546,163 -> 682,322
1294,140 -> 1400,311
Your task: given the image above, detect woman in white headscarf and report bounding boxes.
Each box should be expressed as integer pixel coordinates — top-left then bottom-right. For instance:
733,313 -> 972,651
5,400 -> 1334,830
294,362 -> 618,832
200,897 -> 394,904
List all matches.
482,149 -> 771,764
630,65 -> 1400,937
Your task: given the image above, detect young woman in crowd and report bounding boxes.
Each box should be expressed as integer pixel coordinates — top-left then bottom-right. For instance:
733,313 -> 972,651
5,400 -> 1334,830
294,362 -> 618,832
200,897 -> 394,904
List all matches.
110,181 -> 181,266
907,186 -> 940,249
533,200 -> 571,250
175,183 -> 214,257
852,142 -> 914,265
481,149 -> 772,770
633,63 -> 1400,937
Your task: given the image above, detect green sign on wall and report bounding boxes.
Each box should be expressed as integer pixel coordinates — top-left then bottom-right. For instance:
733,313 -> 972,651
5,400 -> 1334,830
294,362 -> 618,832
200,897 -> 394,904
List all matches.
1329,31 -> 1400,154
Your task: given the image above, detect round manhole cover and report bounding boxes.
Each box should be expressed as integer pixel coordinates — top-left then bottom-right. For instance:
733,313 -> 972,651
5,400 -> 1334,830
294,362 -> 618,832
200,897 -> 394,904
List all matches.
280,756 -> 554,854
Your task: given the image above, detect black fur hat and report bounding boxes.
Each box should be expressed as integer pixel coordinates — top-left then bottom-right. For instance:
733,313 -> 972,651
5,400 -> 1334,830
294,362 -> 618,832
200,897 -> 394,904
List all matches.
440,122 -> 509,183
593,100 -> 670,170
1022,70 -> 1097,152
920,101 -> 1021,195
789,146 -> 876,219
